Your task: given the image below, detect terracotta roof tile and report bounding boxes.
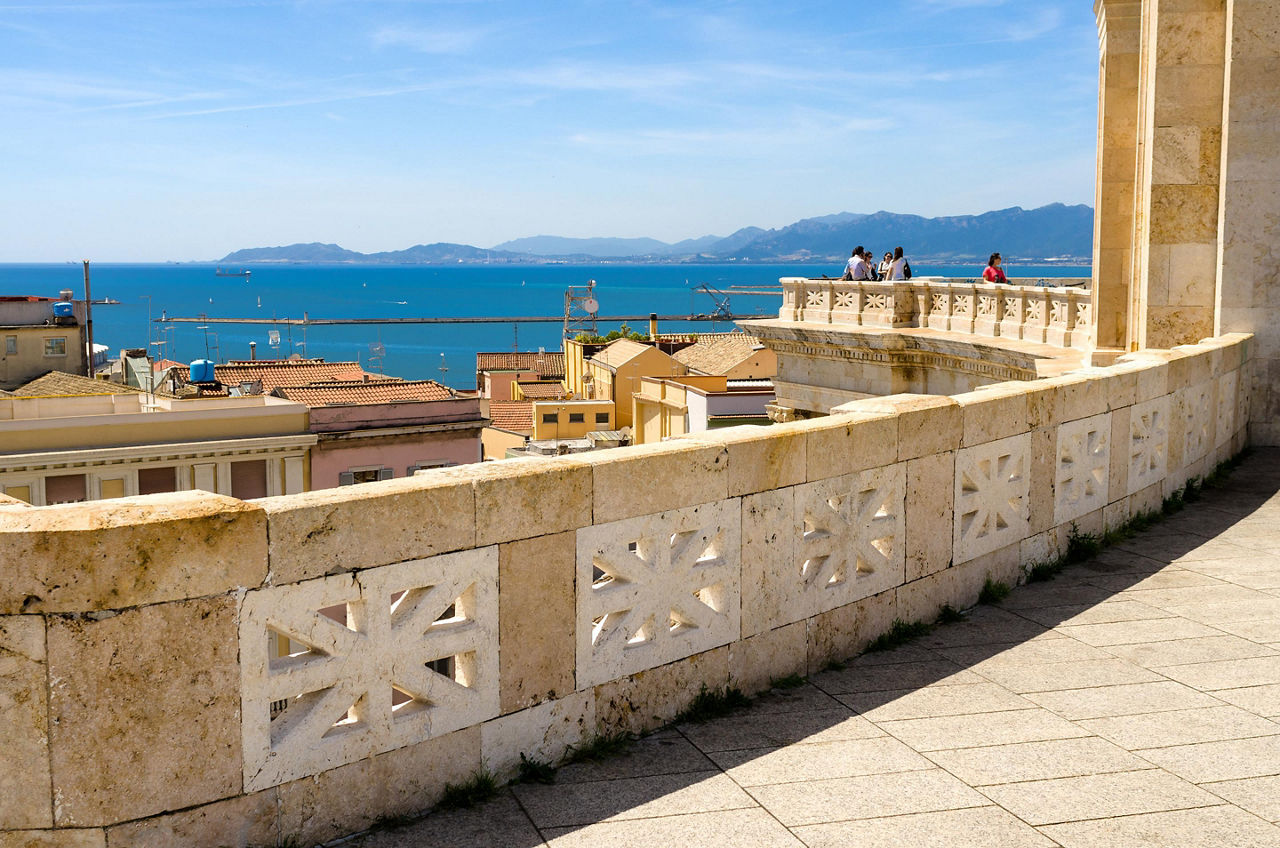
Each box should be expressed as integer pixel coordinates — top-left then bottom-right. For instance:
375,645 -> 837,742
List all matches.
13,371 -> 151,397
475,352 -> 565,379
591,339 -> 654,369
212,359 -> 394,392
488,400 -> 534,432
276,380 -> 455,407
672,333 -> 765,376
515,381 -> 569,400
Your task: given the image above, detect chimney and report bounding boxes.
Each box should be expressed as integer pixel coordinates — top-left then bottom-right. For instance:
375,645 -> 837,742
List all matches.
649,312 -> 658,341
249,341 -> 257,361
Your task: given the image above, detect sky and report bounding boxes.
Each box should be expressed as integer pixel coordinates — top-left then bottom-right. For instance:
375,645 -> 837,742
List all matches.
0,0 -> 1101,261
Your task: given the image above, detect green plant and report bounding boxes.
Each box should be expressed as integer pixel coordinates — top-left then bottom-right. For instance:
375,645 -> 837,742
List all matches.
770,674 -> 806,690
1162,488 -> 1186,515
1184,476 -> 1203,502
565,731 -> 635,764
674,685 -> 751,724
865,618 -> 932,653
516,753 -> 556,785
936,604 -> 965,624
438,770 -> 498,810
1025,557 -> 1067,583
978,578 -> 1011,605
1065,523 -> 1103,564
824,659 -> 847,672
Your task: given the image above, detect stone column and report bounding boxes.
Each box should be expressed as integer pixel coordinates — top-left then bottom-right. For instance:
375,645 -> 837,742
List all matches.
1135,0 -> 1228,348
1093,0 -> 1144,354
1216,0 -> 1280,445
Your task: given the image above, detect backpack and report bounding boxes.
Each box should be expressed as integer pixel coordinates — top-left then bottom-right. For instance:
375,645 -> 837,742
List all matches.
903,261 -> 912,280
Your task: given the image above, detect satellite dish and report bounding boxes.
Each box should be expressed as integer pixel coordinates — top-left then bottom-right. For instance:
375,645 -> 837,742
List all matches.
369,342 -> 386,358
583,297 -> 599,315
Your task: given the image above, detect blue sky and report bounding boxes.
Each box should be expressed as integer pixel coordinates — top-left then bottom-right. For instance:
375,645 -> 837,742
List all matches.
0,0 -> 1099,261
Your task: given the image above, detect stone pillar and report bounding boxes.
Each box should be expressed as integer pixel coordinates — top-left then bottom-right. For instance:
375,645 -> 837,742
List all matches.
1093,0 -> 1145,354
1135,0 -> 1228,348
1217,0 -> 1280,444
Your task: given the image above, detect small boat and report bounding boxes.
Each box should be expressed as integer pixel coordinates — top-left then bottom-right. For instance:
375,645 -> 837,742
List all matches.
91,297 -> 121,305
215,267 -> 252,278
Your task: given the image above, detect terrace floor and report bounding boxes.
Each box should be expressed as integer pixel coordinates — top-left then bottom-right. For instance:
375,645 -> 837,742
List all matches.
349,450 -> 1280,848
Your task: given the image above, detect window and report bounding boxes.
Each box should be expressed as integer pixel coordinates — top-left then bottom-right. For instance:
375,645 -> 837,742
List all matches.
541,413 -> 558,424
339,467 -> 393,486
4,336 -> 15,355
407,460 -> 455,475
569,413 -> 585,424
43,337 -> 67,357
138,467 -> 178,495
595,412 -> 611,424
99,478 -> 126,500
45,473 -> 87,504
230,460 -> 268,500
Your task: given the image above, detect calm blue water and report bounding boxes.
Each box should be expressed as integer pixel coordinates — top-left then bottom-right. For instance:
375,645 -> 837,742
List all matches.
0,263 -> 1089,389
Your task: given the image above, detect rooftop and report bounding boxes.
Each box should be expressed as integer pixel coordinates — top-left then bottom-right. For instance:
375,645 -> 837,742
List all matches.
210,359 -> 394,393
275,380 -> 455,407
672,333 -> 766,376
515,381 -> 570,400
487,399 -> 534,432
12,371 -> 151,398
590,338 -> 657,370
476,351 -> 566,379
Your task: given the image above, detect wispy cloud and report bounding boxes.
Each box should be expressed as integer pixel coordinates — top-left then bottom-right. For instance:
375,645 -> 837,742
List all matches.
370,22 -> 493,54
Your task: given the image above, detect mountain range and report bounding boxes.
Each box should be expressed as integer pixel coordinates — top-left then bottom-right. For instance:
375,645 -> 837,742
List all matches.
219,203 -> 1092,265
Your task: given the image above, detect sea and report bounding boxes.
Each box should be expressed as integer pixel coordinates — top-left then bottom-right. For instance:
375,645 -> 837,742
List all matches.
0,263 -> 1090,390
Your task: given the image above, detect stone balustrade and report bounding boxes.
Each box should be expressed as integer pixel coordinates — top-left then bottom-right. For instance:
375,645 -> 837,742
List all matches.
780,277 -> 1095,351
0,332 -> 1253,847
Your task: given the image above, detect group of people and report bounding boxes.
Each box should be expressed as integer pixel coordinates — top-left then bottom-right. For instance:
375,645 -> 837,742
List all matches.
842,246 -> 912,281
840,248 -> 1011,285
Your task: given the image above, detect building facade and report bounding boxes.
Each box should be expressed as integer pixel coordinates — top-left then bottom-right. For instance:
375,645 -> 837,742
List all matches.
0,295 -> 89,390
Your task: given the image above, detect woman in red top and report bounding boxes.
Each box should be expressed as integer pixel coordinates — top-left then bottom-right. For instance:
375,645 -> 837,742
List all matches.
983,252 -> 1008,285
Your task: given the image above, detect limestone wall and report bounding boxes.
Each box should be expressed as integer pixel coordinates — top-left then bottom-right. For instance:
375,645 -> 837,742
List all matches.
0,333 -> 1253,848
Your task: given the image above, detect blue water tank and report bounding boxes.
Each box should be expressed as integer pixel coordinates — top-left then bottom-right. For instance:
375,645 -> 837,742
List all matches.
190,359 -> 215,383
52,301 -> 74,318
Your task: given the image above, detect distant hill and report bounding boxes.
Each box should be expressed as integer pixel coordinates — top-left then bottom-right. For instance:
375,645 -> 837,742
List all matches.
218,204 -> 1093,264
725,205 -> 1094,262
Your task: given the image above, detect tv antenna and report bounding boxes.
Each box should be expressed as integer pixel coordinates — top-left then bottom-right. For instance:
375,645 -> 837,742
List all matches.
438,353 -> 449,380
368,338 -> 386,375
563,279 -> 600,342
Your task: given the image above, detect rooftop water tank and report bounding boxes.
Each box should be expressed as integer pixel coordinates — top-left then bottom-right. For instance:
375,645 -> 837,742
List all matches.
52,301 -> 75,318
190,359 -> 216,384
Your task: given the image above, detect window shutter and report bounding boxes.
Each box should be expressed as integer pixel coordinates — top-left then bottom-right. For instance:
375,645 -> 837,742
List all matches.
378,467 -> 394,481
338,471 -> 355,486
407,464 -> 420,477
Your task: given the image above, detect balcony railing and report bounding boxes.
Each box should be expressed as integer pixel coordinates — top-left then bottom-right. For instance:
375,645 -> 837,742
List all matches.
778,277 -> 1094,350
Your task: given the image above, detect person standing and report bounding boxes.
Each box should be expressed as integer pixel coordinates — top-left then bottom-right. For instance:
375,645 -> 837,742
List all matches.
888,246 -> 910,280
843,248 -> 863,280
878,252 -> 894,280
983,252 -> 1009,285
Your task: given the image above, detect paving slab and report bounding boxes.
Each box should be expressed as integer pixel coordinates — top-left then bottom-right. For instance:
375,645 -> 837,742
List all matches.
793,806 -> 1058,848
924,736 -> 1147,785
1040,805 -> 1280,848
1135,735 -> 1280,783
1024,680 -> 1222,720
708,737 -> 933,787
513,771 -> 755,828
747,768 -> 988,827
979,769 -> 1221,826
543,808 -> 805,848
1079,706 -> 1280,749
1204,775 -> 1280,823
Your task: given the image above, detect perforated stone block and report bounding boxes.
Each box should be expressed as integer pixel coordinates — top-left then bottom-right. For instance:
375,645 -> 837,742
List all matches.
0,491 -> 265,614
499,532 -> 575,714
1055,412 -> 1112,526
577,500 -> 741,688
48,596 -> 242,827
240,548 -> 499,791
0,615 -> 51,830
1128,396 -> 1172,496
262,473 -> 474,585
954,433 -> 1032,564
1178,380 -> 1215,467
589,441 -> 728,524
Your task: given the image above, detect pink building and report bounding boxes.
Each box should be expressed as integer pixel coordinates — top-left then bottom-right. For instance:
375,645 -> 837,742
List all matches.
273,380 -> 486,488
475,352 -> 566,400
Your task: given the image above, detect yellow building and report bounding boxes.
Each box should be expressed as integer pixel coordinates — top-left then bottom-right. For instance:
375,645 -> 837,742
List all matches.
564,338 -> 686,430
632,375 -> 775,445
0,372 -> 314,504
531,399 -> 615,440
669,333 -> 776,380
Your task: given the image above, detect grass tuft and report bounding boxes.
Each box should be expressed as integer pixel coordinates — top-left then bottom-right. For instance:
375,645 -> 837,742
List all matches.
565,731 -> 635,764
438,770 -> 498,810
1162,488 -> 1186,516
1025,558 -> 1066,583
1065,523 -> 1103,564
516,753 -> 556,785
978,577 -> 1011,605
936,604 -> 965,624
865,618 -> 932,653
824,659 -> 848,672
770,674 -> 806,690
674,685 -> 751,724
